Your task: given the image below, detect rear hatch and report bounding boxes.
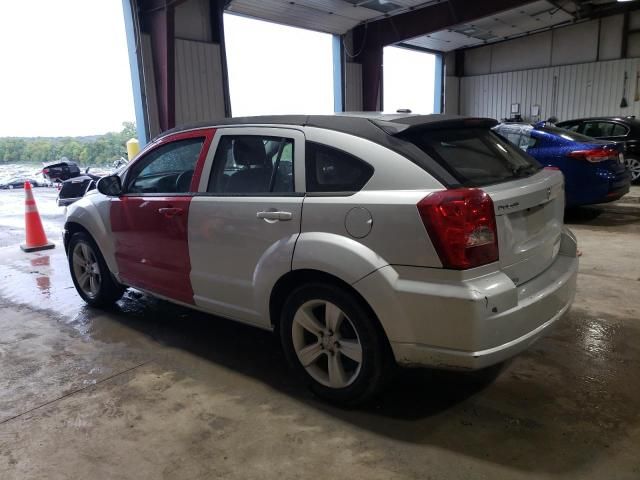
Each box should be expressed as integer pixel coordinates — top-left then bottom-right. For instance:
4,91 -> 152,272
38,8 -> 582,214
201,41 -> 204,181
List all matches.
483,170 -> 564,284
399,122 -> 564,284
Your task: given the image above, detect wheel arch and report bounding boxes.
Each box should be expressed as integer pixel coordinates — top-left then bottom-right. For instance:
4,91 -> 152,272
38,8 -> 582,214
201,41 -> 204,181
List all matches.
64,199 -> 118,277
268,269 -> 393,357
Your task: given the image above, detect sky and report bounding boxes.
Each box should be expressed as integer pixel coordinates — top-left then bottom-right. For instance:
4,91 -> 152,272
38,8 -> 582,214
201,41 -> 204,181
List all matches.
0,2 -> 436,137
0,0 -> 135,137
224,13 -> 334,117
384,46 -> 436,115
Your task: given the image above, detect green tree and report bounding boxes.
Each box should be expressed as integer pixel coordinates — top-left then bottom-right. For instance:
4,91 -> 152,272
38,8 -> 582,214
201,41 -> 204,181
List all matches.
0,122 -> 137,167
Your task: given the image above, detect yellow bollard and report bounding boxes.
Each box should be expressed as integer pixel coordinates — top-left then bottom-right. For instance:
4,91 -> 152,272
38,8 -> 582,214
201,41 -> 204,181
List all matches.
126,138 -> 140,161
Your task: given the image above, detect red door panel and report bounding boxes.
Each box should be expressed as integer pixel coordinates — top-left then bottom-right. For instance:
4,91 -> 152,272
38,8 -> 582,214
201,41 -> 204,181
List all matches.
111,196 -> 194,304
109,128 -> 214,305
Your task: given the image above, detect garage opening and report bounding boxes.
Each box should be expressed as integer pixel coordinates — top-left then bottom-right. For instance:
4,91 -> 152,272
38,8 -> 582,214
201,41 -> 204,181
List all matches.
383,46 -> 437,115
223,14 -> 334,116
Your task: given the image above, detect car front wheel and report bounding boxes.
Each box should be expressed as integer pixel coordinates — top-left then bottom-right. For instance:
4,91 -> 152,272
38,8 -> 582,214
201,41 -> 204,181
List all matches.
68,232 -> 125,307
280,283 -> 392,406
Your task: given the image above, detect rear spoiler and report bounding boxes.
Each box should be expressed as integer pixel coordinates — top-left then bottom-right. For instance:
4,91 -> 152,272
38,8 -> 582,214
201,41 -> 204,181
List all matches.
371,117 -> 499,136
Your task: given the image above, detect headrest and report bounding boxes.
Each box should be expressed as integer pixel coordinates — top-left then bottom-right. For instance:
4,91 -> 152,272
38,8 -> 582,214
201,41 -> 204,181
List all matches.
233,137 -> 268,167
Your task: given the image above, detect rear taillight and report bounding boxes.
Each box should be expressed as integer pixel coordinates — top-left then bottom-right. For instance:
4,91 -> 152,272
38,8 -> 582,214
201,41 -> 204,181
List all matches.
417,189 -> 499,270
567,148 -> 618,163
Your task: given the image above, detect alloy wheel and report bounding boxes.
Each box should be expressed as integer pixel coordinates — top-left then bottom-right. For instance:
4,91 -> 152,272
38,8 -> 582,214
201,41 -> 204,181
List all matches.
72,241 -> 102,299
291,300 -> 363,389
626,157 -> 640,183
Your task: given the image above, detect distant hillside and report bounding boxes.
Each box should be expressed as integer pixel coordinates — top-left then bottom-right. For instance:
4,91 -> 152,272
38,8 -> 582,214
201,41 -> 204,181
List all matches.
0,122 -> 136,167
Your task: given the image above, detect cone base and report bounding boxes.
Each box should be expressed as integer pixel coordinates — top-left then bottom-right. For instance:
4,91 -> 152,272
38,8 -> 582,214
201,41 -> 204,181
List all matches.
20,242 -> 55,253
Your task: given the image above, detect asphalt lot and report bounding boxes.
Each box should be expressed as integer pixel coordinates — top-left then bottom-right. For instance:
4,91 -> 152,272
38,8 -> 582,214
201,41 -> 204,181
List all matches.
0,186 -> 639,479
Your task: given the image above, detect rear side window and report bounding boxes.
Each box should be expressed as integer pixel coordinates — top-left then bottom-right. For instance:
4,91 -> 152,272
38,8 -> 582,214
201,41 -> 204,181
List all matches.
541,126 -> 595,142
306,142 -> 373,192
207,135 -> 294,194
612,124 -> 629,136
406,128 -> 541,187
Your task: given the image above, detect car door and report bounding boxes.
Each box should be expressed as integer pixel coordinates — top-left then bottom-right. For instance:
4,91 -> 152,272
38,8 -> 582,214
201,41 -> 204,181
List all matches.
189,127 -> 305,327
110,129 -> 213,304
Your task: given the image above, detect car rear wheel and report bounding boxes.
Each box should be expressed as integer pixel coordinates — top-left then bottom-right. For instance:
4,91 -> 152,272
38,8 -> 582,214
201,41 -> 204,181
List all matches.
280,283 -> 392,406
68,232 -> 125,307
626,157 -> 640,184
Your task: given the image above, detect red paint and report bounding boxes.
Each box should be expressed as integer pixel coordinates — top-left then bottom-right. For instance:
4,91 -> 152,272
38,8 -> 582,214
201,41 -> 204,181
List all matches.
111,196 -> 193,304
110,128 -> 215,305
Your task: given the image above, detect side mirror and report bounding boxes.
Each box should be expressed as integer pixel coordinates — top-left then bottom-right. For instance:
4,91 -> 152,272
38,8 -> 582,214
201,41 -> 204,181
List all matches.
97,175 -> 123,196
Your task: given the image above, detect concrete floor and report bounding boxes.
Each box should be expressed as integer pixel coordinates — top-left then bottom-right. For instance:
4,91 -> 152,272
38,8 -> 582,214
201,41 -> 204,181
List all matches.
1,187 -> 639,480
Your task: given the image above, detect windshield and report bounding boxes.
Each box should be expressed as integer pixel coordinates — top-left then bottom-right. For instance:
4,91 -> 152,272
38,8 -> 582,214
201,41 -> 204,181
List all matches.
406,128 -> 541,187
541,125 -> 595,143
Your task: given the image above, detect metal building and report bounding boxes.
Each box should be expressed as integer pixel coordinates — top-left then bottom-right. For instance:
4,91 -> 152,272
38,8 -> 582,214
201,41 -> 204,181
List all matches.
122,0 -> 640,144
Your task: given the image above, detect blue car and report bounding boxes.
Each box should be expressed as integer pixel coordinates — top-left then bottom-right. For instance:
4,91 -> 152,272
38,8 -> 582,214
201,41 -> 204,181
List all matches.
493,122 -> 630,207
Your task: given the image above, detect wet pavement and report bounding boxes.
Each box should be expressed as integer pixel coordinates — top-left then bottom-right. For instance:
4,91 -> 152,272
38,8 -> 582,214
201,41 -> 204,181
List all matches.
1,188 -> 639,479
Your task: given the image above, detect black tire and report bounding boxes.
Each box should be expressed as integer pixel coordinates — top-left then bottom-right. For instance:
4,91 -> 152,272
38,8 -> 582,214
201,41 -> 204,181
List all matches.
68,232 -> 125,307
280,283 -> 393,406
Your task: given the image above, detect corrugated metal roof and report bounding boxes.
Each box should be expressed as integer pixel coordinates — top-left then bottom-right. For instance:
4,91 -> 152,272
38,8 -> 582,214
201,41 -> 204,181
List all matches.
404,0 -> 574,52
227,0 -> 440,35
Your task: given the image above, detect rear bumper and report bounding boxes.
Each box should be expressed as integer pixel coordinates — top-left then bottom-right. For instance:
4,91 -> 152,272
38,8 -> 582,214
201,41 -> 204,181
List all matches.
354,229 -> 579,370
566,165 -> 630,207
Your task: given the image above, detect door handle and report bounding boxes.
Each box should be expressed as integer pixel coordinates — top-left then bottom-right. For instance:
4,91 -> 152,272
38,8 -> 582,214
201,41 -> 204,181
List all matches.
158,207 -> 184,218
256,211 -> 292,221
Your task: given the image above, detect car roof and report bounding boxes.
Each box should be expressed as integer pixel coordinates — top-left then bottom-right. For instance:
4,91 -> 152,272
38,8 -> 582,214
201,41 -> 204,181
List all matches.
557,116 -> 639,124
158,113 -> 498,143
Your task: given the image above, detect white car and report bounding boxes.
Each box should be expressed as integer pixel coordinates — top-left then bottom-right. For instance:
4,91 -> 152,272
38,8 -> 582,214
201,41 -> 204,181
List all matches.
63,114 -> 579,405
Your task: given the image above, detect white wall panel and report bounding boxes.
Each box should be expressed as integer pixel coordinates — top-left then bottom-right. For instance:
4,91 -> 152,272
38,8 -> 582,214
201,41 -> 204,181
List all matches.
599,15 -> 623,61
491,31 -> 551,73
141,34 -> 160,139
444,76 -> 459,114
551,21 -> 599,66
460,58 -> 640,122
345,62 -> 363,112
175,39 -> 226,125
175,0 -> 212,43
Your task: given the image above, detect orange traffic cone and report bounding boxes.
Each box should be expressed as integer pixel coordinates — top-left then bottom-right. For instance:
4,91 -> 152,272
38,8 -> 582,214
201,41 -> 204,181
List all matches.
20,181 -> 55,252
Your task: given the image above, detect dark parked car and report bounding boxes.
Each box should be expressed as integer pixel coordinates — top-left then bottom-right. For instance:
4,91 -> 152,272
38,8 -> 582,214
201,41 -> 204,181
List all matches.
0,177 -> 40,189
494,122 -> 630,207
57,158 -> 129,207
57,174 -> 100,206
556,116 -> 640,183
42,159 -> 81,183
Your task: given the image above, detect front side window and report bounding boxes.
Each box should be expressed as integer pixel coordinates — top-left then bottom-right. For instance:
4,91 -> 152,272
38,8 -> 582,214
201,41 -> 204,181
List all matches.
127,137 -> 204,194
207,135 -> 294,194
583,122 -> 614,138
305,142 -> 374,193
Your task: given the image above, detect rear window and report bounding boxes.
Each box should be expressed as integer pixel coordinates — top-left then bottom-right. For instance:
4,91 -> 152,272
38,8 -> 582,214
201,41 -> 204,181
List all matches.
306,142 -> 374,192
540,125 -> 595,142
406,128 -> 541,187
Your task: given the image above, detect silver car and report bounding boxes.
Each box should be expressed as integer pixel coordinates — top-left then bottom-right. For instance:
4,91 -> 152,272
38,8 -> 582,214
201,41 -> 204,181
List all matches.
63,114 -> 579,405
